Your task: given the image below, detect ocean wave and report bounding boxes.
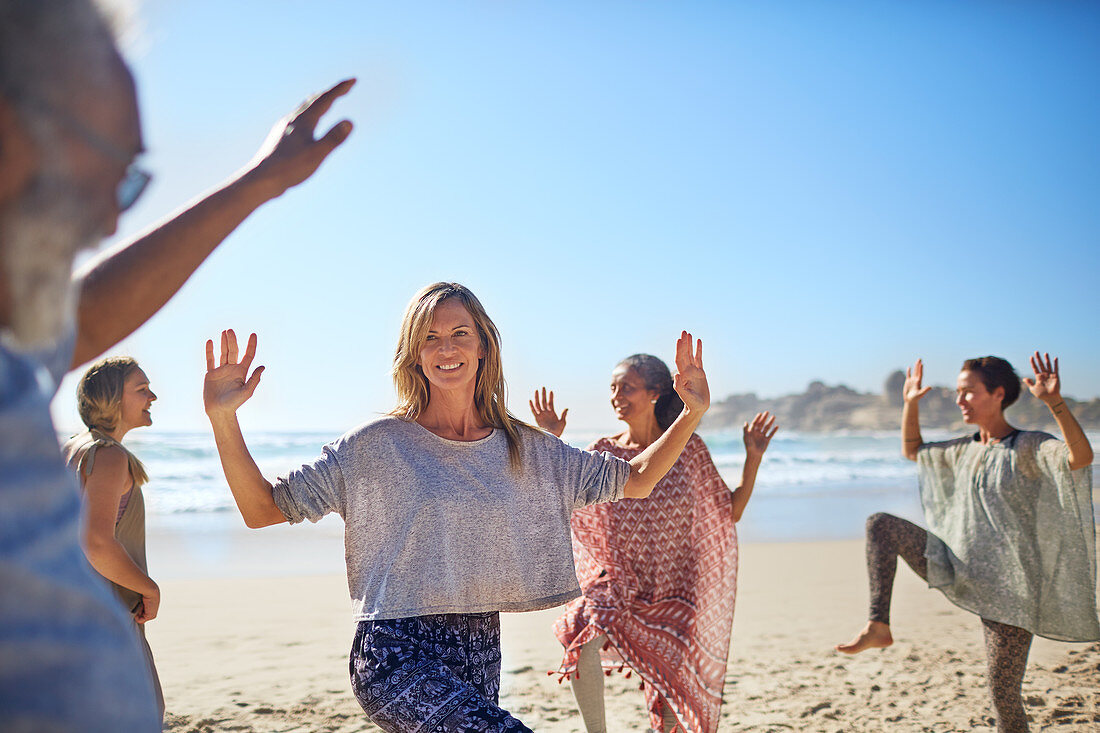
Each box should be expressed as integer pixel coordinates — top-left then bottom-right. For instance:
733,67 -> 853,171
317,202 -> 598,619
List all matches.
82,430 -> 1089,517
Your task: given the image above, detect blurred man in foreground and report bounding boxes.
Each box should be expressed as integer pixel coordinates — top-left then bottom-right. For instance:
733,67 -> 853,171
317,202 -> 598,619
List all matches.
0,1 -> 353,729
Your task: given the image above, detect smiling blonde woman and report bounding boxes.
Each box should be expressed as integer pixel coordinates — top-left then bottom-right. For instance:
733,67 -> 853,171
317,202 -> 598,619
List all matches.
202,281 -> 714,732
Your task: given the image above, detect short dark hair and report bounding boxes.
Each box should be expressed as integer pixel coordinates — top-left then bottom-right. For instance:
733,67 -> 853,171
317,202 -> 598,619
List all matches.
961,356 -> 1020,409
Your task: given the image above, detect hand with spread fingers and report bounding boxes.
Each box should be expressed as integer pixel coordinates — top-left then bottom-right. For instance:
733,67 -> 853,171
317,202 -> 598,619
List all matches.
903,359 -> 933,404
672,330 -> 710,416
203,330 -> 264,417
743,411 -> 778,458
246,78 -> 357,198
1023,351 -> 1062,405
529,387 -> 568,438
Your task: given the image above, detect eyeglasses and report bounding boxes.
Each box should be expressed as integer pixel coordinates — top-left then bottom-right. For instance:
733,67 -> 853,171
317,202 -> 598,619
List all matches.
8,90 -> 152,212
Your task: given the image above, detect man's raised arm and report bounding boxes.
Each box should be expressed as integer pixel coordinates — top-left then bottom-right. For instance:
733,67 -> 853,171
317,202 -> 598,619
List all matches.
70,78 -> 355,369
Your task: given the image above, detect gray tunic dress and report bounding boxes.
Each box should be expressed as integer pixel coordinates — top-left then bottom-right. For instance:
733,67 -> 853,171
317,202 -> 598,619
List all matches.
917,430 -> 1099,642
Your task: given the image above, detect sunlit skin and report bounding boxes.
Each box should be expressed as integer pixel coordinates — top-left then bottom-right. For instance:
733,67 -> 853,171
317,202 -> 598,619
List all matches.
205,323 -> 712,534
531,367 -> 777,519
68,76 -> 356,368
414,299 -> 489,441
955,370 -> 1012,437
59,55 -> 144,240
113,368 -> 157,437
836,350 -> 1094,654
609,367 -> 662,448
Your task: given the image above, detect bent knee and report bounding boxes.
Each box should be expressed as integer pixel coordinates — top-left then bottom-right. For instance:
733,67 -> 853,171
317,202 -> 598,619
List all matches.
866,512 -> 896,535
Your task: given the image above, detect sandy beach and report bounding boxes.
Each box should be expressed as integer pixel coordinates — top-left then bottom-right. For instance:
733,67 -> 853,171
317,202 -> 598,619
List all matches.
148,524 -> 1100,733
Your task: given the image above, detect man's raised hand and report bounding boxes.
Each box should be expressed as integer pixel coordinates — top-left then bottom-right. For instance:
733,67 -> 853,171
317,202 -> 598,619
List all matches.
246,78 -> 356,198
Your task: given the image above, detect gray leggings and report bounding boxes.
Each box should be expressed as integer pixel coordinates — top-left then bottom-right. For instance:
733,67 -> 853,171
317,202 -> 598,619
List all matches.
865,512 -> 1034,733
570,635 -> 679,733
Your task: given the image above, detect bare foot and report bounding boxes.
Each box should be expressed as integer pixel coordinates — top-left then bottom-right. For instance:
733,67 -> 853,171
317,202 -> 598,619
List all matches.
835,620 -> 893,654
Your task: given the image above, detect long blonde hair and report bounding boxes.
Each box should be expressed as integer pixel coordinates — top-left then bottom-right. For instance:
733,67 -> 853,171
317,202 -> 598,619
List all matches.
390,282 -> 527,467
75,355 -> 148,486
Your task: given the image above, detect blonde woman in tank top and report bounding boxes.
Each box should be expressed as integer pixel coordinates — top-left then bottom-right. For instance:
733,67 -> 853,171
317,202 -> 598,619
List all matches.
62,357 -> 164,720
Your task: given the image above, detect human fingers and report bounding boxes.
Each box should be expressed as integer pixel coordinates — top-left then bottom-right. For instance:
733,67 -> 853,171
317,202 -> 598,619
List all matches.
1030,352 -> 1041,375
560,408 -> 568,422
240,332 -> 258,374
1053,356 -> 1059,376
674,331 -> 689,371
206,339 -> 215,371
681,332 -> 696,367
528,398 -> 537,416
243,366 -> 265,400
750,412 -> 765,432
694,336 -> 703,369
764,412 -> 777,432
226,329 -> 239,364
294,78 -> 357,130
1044,352 -> 1054,374
220,330 -> 229,366
314,119 -> 354,160
548,390 -> 556,412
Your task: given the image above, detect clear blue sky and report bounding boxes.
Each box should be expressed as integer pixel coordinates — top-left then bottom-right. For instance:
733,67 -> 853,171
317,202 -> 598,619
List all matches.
52,0 -> 1100,434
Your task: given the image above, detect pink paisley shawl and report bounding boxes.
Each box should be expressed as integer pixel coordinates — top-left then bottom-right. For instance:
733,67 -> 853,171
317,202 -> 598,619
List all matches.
554,433 -> 738,733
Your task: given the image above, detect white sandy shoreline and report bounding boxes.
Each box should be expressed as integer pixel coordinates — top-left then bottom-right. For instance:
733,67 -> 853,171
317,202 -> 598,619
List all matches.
147,535 -> 1100,732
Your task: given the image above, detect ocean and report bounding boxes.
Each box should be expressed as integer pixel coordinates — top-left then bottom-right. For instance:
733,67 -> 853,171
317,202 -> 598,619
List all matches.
114,429 -> 1097,580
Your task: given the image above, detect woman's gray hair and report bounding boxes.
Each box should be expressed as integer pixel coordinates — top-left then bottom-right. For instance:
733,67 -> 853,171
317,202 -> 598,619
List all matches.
616,353 -> 684,432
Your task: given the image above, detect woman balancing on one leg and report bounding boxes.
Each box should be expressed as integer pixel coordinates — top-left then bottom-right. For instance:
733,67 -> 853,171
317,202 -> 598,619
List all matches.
202,282 -> 713,732
529,357 -> 777,733
836,353 -> 1098,732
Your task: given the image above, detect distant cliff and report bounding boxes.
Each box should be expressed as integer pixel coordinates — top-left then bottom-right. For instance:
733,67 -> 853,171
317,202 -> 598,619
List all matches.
704,370 -> 1100,433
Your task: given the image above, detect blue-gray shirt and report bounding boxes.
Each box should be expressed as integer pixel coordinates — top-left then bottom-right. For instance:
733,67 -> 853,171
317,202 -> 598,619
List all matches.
0,331 -> 160,731
272,416 -> 630,620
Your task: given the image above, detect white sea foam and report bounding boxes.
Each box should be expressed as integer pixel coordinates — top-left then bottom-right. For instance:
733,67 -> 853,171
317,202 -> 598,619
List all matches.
108,430 -> 927,515
84,429 -> 1094,542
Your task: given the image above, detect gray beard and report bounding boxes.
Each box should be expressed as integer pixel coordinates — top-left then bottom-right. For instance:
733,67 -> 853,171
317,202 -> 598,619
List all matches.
0,182 -> 101,352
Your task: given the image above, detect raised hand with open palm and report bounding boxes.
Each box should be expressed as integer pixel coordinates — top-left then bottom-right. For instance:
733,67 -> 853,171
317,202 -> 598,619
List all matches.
203,329 -> 264,418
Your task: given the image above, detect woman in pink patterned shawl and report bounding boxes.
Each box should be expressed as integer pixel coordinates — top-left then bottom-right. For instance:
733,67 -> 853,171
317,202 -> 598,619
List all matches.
530,354 -> 776,733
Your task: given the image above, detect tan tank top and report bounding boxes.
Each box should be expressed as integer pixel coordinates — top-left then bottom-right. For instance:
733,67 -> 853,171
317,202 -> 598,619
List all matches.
62,430 -> 149,614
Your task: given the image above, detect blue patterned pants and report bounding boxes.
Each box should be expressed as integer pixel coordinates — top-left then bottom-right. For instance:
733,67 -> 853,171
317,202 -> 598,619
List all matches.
350,612 -> 533,732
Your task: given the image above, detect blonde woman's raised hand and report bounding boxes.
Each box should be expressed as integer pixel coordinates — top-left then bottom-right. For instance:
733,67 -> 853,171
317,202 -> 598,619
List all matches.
529,387 -> 568,438
203,330 -> 264,418
743,411 -> 778,457
673,331 -> 710,415
903,359 -> 933,405
1023,351 -> 1062,404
